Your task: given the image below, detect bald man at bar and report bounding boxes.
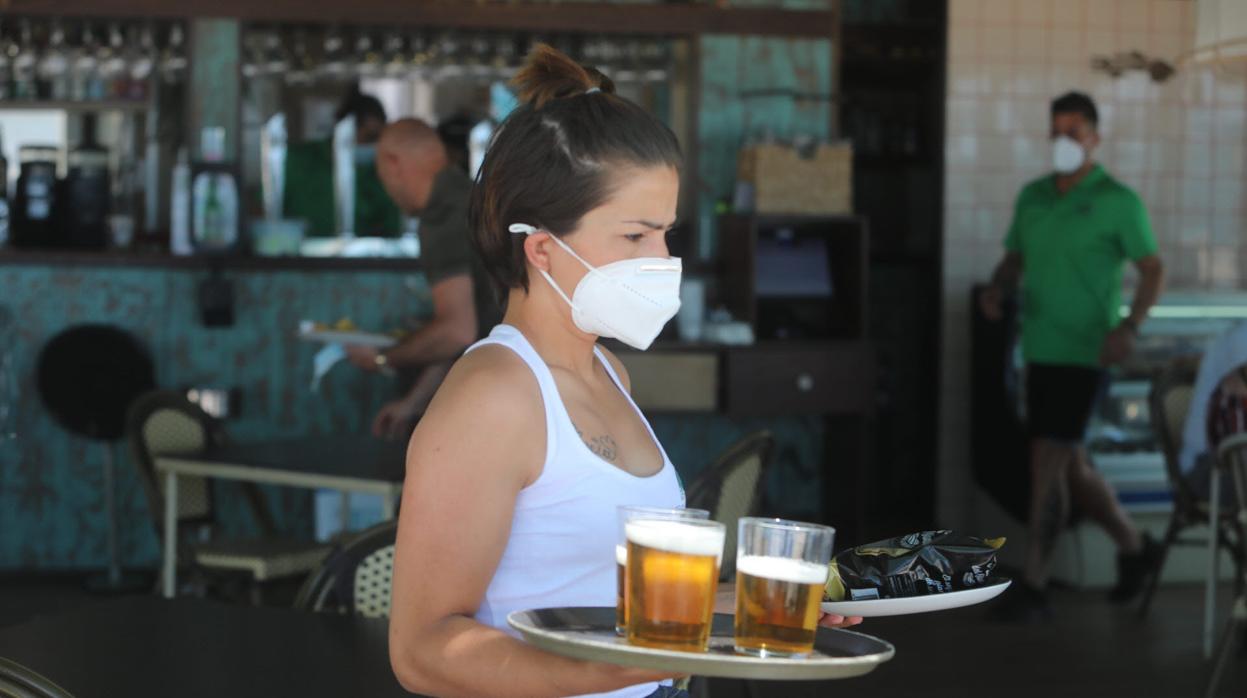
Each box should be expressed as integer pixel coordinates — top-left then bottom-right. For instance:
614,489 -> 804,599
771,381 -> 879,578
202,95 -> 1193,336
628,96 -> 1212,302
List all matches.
346,118 -> 500,439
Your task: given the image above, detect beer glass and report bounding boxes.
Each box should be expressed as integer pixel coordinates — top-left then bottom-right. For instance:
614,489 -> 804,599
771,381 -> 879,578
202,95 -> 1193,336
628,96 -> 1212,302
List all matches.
616,506 -> 709,635
624,517 -> 725,652
734,517 -> 834,658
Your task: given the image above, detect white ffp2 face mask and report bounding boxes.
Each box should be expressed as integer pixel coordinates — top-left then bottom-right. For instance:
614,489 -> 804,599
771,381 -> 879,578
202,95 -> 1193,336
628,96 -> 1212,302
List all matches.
1052,135 -> 1086,175
510,223 -> 682,351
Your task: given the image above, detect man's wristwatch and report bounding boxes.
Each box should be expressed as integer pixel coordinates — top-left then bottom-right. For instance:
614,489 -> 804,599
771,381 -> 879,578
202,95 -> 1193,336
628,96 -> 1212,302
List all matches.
373,352 -> 389,369
1120,317 -> 1140,335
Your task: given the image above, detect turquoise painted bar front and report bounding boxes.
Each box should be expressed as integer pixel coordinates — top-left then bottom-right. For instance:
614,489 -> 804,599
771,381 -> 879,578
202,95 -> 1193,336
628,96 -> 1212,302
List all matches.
1,262 -> 820,569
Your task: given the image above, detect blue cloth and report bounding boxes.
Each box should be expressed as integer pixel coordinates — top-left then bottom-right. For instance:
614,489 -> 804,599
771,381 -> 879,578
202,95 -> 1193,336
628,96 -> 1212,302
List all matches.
645,688 -> 690,698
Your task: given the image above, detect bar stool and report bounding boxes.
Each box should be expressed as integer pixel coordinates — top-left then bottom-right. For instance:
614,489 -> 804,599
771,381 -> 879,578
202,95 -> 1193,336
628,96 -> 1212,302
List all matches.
1206,432 -> 1247,698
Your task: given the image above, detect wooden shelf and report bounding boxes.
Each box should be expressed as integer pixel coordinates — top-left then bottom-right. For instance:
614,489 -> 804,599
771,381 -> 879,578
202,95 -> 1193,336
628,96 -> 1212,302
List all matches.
10,1 -> 836,38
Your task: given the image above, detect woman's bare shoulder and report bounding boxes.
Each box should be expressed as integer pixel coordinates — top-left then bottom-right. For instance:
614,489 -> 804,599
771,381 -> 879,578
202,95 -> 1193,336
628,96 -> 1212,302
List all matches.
406,345 -> 544,481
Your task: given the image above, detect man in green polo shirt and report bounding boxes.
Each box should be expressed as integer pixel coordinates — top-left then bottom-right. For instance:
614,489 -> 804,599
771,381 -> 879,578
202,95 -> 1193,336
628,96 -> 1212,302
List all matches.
981,92 -> 1165,622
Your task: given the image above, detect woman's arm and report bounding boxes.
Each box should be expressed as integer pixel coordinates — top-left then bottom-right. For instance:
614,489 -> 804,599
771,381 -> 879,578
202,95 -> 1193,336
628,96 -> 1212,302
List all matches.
388,347 -> 674,697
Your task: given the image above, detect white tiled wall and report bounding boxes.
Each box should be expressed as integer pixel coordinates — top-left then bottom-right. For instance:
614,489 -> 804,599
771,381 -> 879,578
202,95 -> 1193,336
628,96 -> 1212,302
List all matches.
939,0 -> 1247,528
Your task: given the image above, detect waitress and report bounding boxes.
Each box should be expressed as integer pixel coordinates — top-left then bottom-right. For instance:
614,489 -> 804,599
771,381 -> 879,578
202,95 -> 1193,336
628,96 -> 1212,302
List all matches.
387,45 -> 860,698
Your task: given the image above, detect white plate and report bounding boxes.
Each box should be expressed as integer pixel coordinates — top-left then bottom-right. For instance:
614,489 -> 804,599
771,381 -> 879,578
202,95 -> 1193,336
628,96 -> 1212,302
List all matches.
821,579 -> 1011,618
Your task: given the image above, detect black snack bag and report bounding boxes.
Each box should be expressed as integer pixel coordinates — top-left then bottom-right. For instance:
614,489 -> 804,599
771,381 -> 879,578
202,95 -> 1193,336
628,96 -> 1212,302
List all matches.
824,530 -> 1005,601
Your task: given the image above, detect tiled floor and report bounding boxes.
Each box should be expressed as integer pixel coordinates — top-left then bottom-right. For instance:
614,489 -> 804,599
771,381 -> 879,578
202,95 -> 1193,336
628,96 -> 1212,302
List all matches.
1,575 -> 1243,698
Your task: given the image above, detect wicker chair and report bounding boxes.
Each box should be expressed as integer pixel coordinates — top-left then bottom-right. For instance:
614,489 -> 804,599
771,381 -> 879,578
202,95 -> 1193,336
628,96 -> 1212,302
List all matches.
0,656 -> 75,698
126,391 -> 331,596
295,520 -> 397,618
685,430 -> 776,581
1138,362 -> 1245,620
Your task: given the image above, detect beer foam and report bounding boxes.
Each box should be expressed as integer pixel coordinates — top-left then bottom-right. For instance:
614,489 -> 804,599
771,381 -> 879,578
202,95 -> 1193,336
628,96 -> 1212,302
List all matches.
625,519 -> 724,558
616,544 -> 627,566
736,555 -> 829,585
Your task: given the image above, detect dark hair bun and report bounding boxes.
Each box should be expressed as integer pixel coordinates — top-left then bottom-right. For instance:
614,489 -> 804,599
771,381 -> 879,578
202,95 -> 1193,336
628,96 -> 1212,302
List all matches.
511,43 -> 615,109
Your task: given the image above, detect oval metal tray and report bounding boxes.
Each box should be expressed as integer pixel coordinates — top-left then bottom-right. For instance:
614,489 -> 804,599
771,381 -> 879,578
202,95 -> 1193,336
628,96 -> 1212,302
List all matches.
507,607 -> 895,681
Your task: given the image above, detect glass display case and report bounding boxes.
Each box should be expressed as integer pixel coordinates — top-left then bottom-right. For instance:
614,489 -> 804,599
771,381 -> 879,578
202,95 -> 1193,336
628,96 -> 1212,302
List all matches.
1087,291 -> 1247,514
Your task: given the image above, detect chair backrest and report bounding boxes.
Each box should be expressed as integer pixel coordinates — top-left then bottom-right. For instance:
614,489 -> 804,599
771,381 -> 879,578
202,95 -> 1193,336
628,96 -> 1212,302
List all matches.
1216,433 -> 1247,525
685,431 -> 776,579
125,390 -> 219,532
295,520 -> 398,618
0,656 -> 75,698
1149,360 -> 1199,511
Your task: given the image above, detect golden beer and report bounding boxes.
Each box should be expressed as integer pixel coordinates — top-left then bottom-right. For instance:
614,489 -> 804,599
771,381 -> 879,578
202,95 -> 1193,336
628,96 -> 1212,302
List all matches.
624,519 -> 725,652
733,555 -> 828,657
616,507 -> 708,636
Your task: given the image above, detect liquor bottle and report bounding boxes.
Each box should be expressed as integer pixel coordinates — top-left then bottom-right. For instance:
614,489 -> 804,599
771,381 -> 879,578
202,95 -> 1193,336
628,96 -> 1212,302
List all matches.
169,147 -> 192,255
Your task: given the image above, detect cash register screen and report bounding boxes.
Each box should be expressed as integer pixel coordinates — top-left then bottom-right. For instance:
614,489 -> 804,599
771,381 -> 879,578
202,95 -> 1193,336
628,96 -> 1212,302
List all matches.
754,235 -> 834,298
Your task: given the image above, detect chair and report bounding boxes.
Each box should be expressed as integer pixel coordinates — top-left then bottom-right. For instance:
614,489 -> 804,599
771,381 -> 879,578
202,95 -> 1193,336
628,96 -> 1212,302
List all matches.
126,391 -> 330,597
685,430 -> 776,580
1206,433 -> 1247,698
0,656 -> 75,698
295,519 -> 398,618
1138,361 -> 1245,621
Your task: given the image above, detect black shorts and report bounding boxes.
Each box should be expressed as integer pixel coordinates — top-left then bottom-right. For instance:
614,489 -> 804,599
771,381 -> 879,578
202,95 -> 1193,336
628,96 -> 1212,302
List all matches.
1025,363 -> 1107,442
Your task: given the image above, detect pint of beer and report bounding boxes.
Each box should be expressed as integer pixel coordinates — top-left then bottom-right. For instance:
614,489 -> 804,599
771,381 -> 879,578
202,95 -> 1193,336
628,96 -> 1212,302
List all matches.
615,507 -> 709,636
624,518 -> 725,652
733,518 -> 834,658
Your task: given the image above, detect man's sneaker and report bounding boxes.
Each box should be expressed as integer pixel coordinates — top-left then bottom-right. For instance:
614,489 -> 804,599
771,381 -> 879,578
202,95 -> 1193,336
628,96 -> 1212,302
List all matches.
1107,533 -> 1164,604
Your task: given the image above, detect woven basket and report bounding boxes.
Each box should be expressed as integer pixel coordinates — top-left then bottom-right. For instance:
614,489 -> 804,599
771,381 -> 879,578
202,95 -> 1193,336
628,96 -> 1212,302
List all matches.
737,142 -> 853,215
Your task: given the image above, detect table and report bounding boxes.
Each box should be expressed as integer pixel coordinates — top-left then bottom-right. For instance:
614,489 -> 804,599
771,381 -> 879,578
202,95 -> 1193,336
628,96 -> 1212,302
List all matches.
155,435 -> 406,598
0,597 -> 408,698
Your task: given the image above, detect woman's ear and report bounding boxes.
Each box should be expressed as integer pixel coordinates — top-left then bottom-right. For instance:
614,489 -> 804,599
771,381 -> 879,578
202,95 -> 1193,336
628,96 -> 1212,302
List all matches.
523,231 -> 553,273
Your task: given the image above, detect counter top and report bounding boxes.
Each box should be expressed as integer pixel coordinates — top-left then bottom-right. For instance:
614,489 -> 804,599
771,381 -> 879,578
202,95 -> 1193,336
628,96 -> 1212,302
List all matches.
0,249 -> 423,272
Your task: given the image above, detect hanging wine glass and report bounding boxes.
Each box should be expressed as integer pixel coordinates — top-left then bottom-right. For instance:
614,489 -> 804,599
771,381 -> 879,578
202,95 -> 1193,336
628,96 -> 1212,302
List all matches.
641,37 -> 669,82
492,33 -> 518,80
430,31 -> 464,79
241,28 -> 265,78
263,30 -> 289,75
320,25 -> 349,79
466,33 -> 492,80
12,19 -> 39,100
124,24 -> 154,100
285,28 -> 313,86
97,22 -> 128,99
160,23 -> 188,85
382,31 -> 408,77
38,20 -> 70,101
411,31 -> 432,67
70,22 -> 95,101
0,20 -> 15,101
355,29 -> 382,78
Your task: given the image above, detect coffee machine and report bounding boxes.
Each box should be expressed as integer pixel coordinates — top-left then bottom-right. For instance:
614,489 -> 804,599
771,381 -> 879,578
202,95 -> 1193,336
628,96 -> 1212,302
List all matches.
11,145 -> 60,248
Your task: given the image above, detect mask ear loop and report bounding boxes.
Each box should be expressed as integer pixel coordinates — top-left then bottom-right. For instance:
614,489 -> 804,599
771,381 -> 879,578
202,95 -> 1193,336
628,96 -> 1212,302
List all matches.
509,223 -> 583,310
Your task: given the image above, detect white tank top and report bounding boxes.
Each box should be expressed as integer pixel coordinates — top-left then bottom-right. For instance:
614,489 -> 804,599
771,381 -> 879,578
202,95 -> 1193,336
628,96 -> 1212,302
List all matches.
467,324 -> 684,698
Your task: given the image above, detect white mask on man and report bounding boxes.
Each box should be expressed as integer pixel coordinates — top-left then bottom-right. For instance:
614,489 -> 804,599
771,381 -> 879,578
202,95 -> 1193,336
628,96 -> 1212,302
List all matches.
510,223 -> 682,351
1052,135 -> 1086,175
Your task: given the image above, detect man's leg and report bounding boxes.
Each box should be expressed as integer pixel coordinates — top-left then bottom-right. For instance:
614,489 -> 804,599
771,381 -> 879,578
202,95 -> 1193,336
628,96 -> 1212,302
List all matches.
1023,437 -> 1075,589
1067,446 -> 1143,554
1067,445 -> 1161,602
